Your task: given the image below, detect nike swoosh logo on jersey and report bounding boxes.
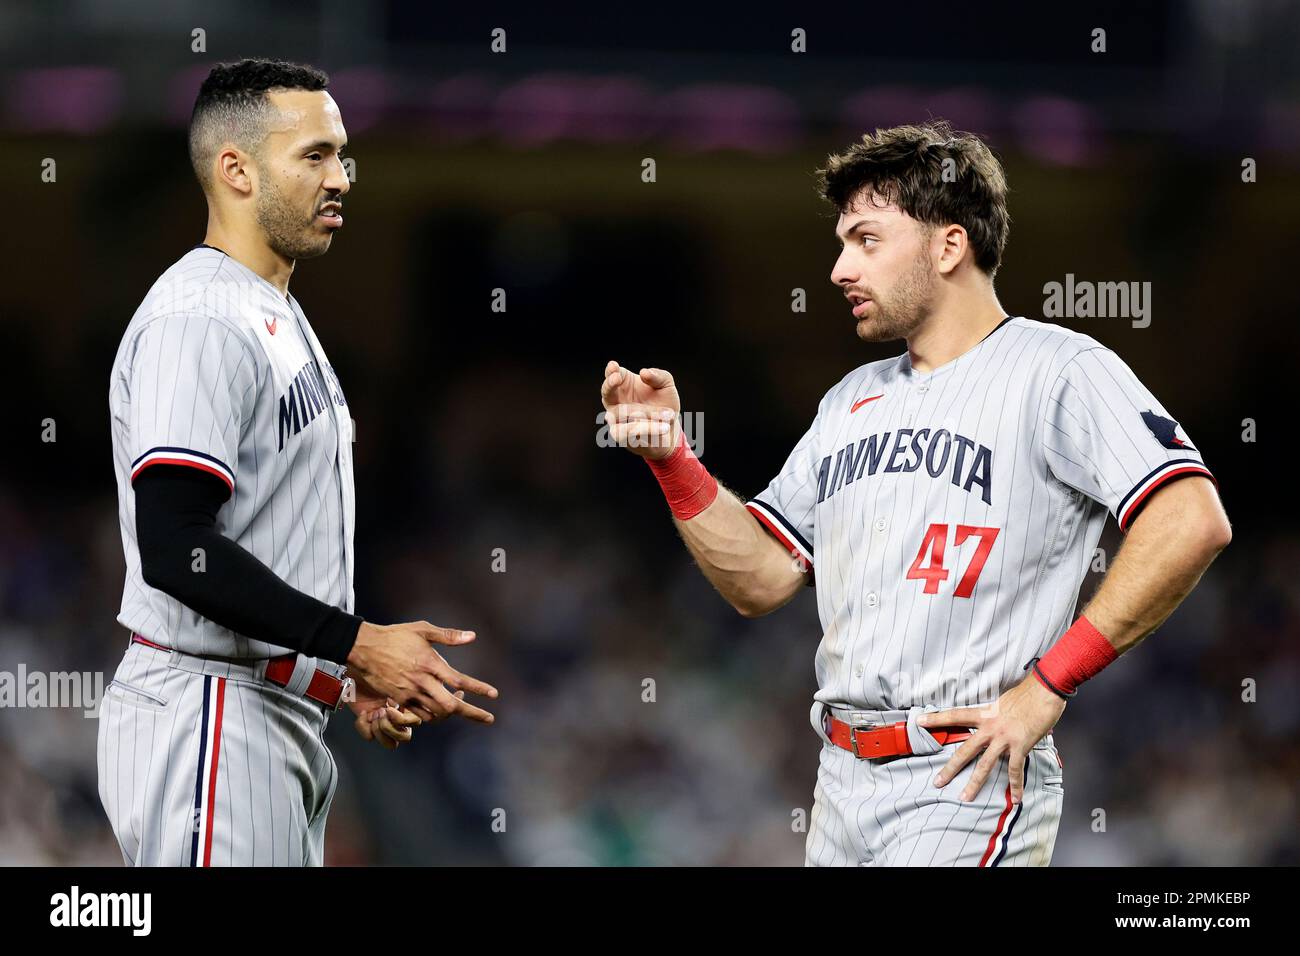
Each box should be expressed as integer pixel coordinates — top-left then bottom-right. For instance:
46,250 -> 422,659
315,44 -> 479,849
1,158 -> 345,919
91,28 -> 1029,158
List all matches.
265,315 -> 278,335
851,394 -> 883,413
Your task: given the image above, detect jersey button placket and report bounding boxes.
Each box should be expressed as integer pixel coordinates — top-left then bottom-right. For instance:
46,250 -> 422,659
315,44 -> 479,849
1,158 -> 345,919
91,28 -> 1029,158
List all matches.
904,377 -> 922,426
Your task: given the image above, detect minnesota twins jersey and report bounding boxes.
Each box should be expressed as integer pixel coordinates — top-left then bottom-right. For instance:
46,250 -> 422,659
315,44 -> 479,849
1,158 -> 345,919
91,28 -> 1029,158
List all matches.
108,245 -> 356,660
746,316 -> 1214,714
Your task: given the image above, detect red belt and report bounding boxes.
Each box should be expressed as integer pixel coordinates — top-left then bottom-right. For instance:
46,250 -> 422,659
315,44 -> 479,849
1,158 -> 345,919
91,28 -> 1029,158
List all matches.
131,633 -> 352,711
825,712 -> 974,759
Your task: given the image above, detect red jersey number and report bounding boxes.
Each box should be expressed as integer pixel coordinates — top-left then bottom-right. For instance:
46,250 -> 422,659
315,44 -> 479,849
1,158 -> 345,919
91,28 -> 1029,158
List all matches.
906,523 -> 1000,598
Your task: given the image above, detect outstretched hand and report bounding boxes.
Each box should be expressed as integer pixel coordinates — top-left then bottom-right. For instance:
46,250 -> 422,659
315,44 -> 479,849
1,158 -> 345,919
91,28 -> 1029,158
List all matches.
346,621 -> 498,726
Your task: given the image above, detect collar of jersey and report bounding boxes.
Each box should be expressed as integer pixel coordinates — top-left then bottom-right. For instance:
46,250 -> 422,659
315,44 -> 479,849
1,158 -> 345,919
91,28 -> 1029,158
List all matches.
192,242 -> 296,307
899,314 -> 1019,382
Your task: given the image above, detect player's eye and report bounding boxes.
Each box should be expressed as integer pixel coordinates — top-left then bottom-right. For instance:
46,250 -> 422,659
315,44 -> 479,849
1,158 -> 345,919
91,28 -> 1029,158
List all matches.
307,153 -> 322,162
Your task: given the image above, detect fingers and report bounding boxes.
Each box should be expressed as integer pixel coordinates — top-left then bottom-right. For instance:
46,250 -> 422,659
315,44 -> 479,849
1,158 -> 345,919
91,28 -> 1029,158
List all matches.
932,733 -> 1008,802
1006,750 -> 1028,806
918,707 -> 985,729
408,691 -> 470,723
639,367 -> 674,389
933,734 -> 986,790
354,704 -> 416,749
386,704 -> 422,728
960,741 -> 1006,802
375,706 -> 417,745
374,714 -> 399,750
600,363 -> 676,408
609,419 -> 674,449
412,622 -> 476,647
606,403 -> 676,452
605,403 -> 675,426
429,680 -> 495,724
600,362 -> 625,405
428,658 -> 499,701
354,712 -> 375,741
409,674 -> 450,716
407,703 -> 437,722
380,622 -> 498,717
410,676 -> 494,723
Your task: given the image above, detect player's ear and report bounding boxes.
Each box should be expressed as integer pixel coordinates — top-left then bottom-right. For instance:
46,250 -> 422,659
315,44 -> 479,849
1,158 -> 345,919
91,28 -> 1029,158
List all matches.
935,224 -> 967,276
214,146 -> 255,197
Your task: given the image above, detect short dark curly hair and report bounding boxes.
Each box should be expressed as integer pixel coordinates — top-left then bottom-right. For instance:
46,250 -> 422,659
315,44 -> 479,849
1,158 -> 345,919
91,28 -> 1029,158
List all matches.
188,58 -> 330,191
816,121 -> 1010,276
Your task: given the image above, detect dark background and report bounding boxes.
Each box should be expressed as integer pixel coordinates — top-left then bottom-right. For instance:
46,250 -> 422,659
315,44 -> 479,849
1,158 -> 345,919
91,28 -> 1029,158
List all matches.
0,1 -> 1296,864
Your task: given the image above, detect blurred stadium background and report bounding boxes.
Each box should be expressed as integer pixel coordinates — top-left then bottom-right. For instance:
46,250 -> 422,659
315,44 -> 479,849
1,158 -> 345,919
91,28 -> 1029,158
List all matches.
0,1 -> 1297,865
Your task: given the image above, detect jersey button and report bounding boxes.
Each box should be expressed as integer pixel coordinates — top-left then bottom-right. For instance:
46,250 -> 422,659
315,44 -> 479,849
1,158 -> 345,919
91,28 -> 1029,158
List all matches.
865,591 -> 879,608
854,664 -> 864,678
874,517 -> 887,533
917,383 -> 930,393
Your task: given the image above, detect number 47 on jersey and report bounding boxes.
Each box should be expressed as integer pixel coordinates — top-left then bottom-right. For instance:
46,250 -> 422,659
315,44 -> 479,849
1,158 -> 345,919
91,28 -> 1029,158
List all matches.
907,523 -> 1000,598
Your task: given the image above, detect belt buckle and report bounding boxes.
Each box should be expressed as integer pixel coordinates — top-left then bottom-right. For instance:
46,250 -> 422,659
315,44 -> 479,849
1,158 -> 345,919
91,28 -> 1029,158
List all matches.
848,725 -> 876,759
335,676 -> 355,711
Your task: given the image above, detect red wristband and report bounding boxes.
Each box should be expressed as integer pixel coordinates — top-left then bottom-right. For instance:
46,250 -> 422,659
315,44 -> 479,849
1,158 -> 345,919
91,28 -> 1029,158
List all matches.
646,430 -> 718,520
1033,615 -> 1118,698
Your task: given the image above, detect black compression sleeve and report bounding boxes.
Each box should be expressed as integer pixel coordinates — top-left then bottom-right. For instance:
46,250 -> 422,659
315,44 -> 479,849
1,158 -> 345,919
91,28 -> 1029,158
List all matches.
133,466 -> 362,664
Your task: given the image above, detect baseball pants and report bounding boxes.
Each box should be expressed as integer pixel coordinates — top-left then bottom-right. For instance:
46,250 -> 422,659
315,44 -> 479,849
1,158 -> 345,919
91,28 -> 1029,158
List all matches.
805,703 -> 1064,866
97,639 -> 339,866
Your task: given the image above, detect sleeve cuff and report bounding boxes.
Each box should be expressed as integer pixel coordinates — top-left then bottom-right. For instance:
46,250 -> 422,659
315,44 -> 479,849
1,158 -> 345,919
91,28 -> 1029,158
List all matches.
131,447 -> 235,493
745,499 -> 814,571
306,609 -> 364,665
1117,459 -> 1216,532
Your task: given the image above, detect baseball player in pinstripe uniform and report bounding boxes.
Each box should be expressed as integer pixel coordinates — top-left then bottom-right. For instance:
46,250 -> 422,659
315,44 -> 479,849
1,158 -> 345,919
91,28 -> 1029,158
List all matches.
601,122 -> 1231,866
99,58 -> 498,867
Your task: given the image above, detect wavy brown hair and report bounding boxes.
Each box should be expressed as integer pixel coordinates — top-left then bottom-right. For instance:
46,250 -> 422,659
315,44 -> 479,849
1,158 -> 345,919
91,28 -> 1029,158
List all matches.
816,121 -> 1010,276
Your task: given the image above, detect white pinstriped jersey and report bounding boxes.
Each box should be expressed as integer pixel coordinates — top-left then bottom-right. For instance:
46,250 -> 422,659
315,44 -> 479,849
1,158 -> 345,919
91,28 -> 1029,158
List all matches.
746,316 -> 1214,713
108,245 -> 356,660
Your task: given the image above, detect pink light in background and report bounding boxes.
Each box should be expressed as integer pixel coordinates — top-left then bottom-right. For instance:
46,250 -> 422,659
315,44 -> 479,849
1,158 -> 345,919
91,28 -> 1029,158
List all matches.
840,86 -> 935,133
925,87 -> 998,136
169,65 -> 212,125
429,73 -> 497,142
840,86 -> 1000,140
664,84 -> 801,154
1263,101 -> 1300,154
493,73 -> 657,147
495,74 -> 587,146
330,68 -> 390,134
562,75 -> 656,144
8,67 -> 122,133
1012,95 -> 1099,166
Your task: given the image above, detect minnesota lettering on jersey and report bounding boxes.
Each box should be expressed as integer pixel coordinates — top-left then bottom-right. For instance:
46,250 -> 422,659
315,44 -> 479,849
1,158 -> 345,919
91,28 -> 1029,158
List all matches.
277,359 -> 346,451
816,428 -> 993,506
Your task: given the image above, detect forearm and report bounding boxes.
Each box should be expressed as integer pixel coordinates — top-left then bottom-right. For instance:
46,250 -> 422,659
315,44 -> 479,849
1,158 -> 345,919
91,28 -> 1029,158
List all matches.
145,527 -> 362,661
1081,477 -> 1231,653
670,484 -> 806,617
134,468 -> 362,662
